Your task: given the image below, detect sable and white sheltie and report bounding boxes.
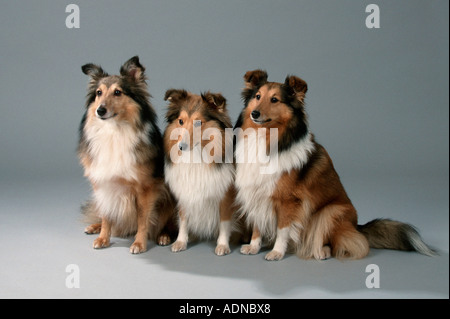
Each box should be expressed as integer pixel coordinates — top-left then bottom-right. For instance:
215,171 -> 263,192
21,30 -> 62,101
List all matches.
78,56 -> 175,254
163,89 -> 238,255
234,69 -> 435,261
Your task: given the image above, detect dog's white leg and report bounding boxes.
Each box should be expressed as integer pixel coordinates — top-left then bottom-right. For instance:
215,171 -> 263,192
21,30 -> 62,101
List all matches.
241,226 -> 261,255
215,220 -> 231,256
265,227 -> 289,261
171,212 -> 188,252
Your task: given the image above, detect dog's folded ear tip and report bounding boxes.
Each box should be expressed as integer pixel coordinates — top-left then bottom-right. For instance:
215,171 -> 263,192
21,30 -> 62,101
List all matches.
243,69 -> 268,88
201,91 -> 227,111
164,89 -> 188,102
81,63 -> 106,78
81,63 -> 91,74
284,75 -> 308,94
120,56 -> 146,81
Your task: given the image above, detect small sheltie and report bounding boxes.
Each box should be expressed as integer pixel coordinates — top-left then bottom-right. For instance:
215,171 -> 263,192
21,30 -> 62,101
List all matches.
163,89 -> 238,255
78,56 -> 175,254
234,69 -> 435,261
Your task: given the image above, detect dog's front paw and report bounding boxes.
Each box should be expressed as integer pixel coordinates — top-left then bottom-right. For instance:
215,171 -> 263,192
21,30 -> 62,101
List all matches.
93,237 -> 110,249
215,244 -> 231,256
240,244 -> 260,255
171,240 -> 187,252
318,245 -> 331,260
264,250 -> 284,261
129,241 -> 147,254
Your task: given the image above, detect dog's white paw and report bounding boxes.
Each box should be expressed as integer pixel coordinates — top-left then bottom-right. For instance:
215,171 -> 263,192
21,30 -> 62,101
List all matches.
319,245 -> 331,260
264,250 -> 284,261
171,240 -> 187,252
215,244 -> 231,256
129,241 -> 147,254
93,237 -> 110,249
240,244 -> 260,255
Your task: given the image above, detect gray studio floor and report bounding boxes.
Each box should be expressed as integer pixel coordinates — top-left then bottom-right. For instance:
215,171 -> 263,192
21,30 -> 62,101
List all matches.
0,174 -> 448,299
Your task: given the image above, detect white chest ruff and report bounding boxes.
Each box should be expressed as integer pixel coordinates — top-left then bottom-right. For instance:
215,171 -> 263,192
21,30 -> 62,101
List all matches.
94,181 -> 136,226
84,121 -> 149,183
84,120 -> 152,229
165,161 -> 234,239
235,133 -> 315,240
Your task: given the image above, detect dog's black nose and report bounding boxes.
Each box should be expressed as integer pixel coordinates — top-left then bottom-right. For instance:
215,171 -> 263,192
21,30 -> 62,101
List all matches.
251,110 -> 260,119
178,142 -> 188,151
96,106 -> 107,117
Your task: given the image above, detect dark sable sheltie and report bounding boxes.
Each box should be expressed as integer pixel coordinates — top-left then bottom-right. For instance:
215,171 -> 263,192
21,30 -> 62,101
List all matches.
163,89 -> 238,255
234,69 -> 435,261
78,56 -> 176,254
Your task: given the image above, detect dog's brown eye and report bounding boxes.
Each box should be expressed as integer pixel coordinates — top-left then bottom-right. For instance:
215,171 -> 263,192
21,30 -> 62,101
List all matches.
179,119 -> 184,125
114,90 -> 122,96
96,90 -> 102,96
255,94 -> 261,100
271,97 -> 279,103
193,120 -> 202,127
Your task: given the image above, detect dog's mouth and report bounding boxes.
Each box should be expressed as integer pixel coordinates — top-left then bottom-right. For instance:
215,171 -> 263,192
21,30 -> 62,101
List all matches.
178,141 -> 201,152
97,113 -> 118,120
251,117 -> 272,125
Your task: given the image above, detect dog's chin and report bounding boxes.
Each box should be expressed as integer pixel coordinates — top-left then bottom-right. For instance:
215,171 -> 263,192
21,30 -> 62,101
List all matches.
251,117 -> 271,125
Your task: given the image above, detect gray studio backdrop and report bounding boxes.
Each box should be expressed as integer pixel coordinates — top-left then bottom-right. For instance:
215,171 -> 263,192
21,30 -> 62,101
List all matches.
1,0 -> 448,182
0,0 -> 448,299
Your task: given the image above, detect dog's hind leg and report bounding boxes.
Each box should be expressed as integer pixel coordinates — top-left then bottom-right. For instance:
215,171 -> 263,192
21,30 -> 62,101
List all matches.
152,188 -> 177,246
81,199 -> 102,234
85,223 -> 101,234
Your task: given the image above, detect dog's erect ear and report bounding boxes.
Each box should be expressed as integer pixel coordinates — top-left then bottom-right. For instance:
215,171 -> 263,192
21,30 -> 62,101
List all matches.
81,63 -> 107,79
120,56 -> 146,82
284,75 -> 308,102
243,70 -> 268,89
201,92 -> 227,112
164,89 -> 188,103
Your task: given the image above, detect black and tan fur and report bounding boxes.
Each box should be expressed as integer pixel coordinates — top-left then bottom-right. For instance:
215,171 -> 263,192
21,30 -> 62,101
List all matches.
235,69 -> 435,261
163,90 -> 240,255
78,56 -> 176,254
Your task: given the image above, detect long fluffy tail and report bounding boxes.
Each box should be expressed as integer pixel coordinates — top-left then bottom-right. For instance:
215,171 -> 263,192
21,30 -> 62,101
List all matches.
357,218 -> 436,256
80,199 -> 101,225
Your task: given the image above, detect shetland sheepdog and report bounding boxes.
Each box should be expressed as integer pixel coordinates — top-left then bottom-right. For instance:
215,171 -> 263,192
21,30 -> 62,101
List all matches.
78,56 -> 176,254
234,69 -> 435,261
163,89 -> 238,255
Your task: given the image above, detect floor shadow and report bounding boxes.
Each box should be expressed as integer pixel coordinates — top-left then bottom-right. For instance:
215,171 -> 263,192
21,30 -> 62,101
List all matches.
137,239 -> 449,297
